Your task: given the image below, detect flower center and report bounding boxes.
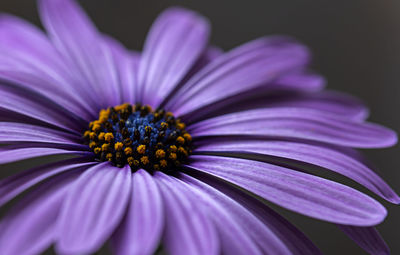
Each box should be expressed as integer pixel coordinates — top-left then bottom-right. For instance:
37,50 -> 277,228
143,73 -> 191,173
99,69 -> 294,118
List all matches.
83,103 -> 192,173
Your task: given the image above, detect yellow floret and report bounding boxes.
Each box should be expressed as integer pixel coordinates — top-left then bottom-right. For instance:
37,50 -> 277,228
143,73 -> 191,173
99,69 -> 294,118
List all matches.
160,159 -> 168,168
104,133 -> 114,142
176,136 -> 185,144
92,124 -> 101,132
169,153 -> 177,160
89,141 -> 97,148
176,122 -> 186,130
106,153 -> 113,161
141,156 -> 149,165
93,147 -> 101,154
127,157 -> 134,166
89,132 -> 97,140
124,147 -> 133,155
98,132 -> 105,141
183,133 -> 192,142
101,143 -> 110,152
178,147 -> 188,156
114,142 -> 124,151
137,145 -> 146,154
160,122 -> 168,129
155,149 -> 166,158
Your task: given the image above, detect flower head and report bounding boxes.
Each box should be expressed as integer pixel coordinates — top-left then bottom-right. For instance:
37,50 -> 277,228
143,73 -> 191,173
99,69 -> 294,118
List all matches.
0,0 -> 398,254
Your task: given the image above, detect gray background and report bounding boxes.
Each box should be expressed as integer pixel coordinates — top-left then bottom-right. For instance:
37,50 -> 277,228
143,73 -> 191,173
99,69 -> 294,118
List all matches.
1,0 -> 399,254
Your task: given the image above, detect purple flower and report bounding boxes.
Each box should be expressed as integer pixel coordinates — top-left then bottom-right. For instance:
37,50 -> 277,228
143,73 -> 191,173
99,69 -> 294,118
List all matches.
0,0 -> 397,254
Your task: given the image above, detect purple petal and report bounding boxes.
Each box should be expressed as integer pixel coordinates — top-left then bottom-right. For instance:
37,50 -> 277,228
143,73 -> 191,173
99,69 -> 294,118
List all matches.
112,169 -> 164,255
0,158 -> 94,207
0,169 -> 81,255
195,139 -> 400,203
160,46 -> 224,106
56,163 -> 131,255
39,0 -> 121,107
0,122 -> 81,145
0,146 -> 90,165
166,37 -> 310,115
189,107 -> 397,148
186,155 -> 387,226
181,173 -> 299,255
138,7 -> 210,106
274,71 -> 326,92
183,170 -> 321,255
262,91 -> 368,121
338,225 -> 390,255
181,88 -> 367,124
154,172 -> 219,255
0,83 -> 85,133
0,14 -> 97,119
103,35 -> 140,105
164,172 -> 261,255
179,46 -> 223,83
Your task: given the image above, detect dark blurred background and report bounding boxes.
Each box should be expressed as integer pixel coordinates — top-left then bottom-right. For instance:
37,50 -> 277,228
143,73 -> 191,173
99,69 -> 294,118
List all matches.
1,0 -> 400,254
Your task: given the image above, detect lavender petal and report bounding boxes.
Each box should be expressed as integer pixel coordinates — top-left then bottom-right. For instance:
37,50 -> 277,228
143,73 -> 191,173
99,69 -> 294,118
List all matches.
103,35 -> 140,105
186,155 -> 387,226
0,14 -> 97,119
0,122 -> 82,145
166,37 -> 309,115
0,170 -> 81,255
56,163 -> 131,255
183,170 -> 321,255
0,158 -> 94,207
0,146 -> 90,165
0,83 -> 85,133
39,0 -> 121,108
338,225 -> 390,255
112,169 -> 164,255
189,107 -> 397,148
154,172 -> 219,255
181,173 -> 306,255
138,7 -> 210,106
195,139 -> 400,203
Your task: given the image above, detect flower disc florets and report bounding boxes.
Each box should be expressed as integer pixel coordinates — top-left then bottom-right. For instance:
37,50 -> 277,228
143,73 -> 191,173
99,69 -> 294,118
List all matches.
83,103 -> 192,173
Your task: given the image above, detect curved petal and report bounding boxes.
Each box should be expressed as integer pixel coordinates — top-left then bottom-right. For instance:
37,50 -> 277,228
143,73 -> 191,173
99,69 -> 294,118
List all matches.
191,46 -> 224,73
0,122 -> 81,145
166,37 -> 310,115
39,0 -> 121,107
0,147 -> 90,165
165,172 -> 261,255
262,91 -> 368,121
195,139 -> 400,203
181,173 -> 302,255
0,158 -> 94,207
112,169 -> 164,255
273,71 -> 326,92
189,107 -> 397,148
160,46 -> 224,105
186,155 -> 387,226
0,83 -> 85,133
0,14 -> 97,119
103,35 -> 140,105
181,89 -> 367,124
184,169 -> 321,255
138,7 -> 210,106
154,172 -> 219,255
0,170 -> 81,255
56,163 -> 132,255
338,225 -> 390,255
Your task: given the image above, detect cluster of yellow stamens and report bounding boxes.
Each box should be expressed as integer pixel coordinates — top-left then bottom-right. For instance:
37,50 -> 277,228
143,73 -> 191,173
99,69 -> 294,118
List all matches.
83,103 -> 192,173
